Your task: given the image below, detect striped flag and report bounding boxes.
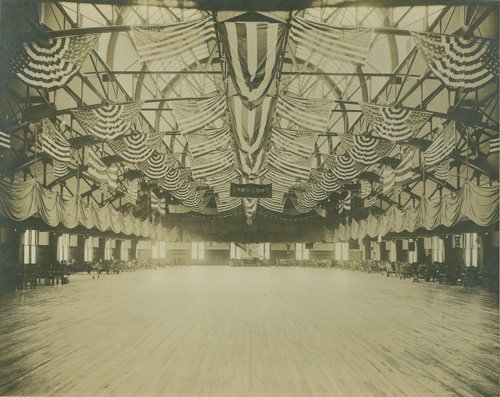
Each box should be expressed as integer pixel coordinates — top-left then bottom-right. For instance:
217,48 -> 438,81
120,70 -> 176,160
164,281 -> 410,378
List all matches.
131,17 -> 215,64
216,196 -> 241,213
107,164 -> 119,191
10,34 -> 99,89
411,32 -> 499,91
140,153 -> 179,180
339,134 -> 395,165
109,132 -> 155,163
124,180 -> 138,205
186,127 -> 232,158
290,17 -> 373,65
382,168 -> 395,195
360,103 -> 429,142
85,147 -> 107,185
260,191 -> 285,213
276,95 -> 332,132
489,136 -> 499,154
339,191 -> 352,213
364,195 -> 378,208
271,127 -> 318,158
263,168 -> 297,190
39,119 -> 71,163
219,21 -> 286,104
190,151 -> 235,180
172,95 -> 226,135
53,160 -> 68,179
0,130 -> 11,149
423,122 -> 456,166
394,148 -> 416,185
323,154 -> 364,180
72,101 -> 143,141
434,160 -> 450,181
360,180 -> 372,199
267,151 -> 312,180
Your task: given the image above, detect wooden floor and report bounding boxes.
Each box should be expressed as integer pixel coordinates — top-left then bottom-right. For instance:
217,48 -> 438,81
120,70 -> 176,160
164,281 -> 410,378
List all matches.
0,267 -> 498,397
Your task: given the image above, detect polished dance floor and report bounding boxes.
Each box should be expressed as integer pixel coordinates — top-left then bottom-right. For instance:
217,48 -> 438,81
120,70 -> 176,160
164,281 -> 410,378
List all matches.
0,267 -> 498,397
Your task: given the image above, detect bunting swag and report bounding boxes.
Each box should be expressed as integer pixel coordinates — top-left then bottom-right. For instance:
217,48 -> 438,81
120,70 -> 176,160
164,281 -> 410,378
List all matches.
172,95 -> 226,134
339,134 -> 395,165
260,192 -> 285,213
290,17 -> 373,65
185,127 -> 232,158
9,34 -> 99,89
131,17 -> 215,63
38,119 -> 71,163
190,151 -> 235,180
0,178 -> 178,239
333,181 -> 499,242
263,168 -> 296,191
394,148 -> 416,185
360,103 -> 430,142
219,21 -> 286,104
324,154 -> 364,180
267,151 -> 312,180
276,95 -> 332,132
109,133 -> 155,163
205,169 -> 239,192
230,96 -> 274,176
72,101 -> 143,140
271,127 -> 318,158
364,195 -> 378,208
423,122 -> 456,166
411,32 -> 499,91
216,197 -> 241,213
360,180 -> 372,199
140,153 -> 178,180
318,172 -> 342,193
53,160 -> 68,179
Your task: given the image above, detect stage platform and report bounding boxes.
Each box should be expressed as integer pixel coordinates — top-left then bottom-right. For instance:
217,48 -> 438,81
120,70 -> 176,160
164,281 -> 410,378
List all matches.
0,267 -> 498,396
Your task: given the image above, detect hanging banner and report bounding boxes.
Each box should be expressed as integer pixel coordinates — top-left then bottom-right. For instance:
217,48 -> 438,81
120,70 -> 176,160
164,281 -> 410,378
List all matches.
230,183 -> 272,198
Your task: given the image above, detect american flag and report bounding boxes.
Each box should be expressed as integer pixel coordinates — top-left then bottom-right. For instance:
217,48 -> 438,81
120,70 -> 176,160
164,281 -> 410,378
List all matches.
53,160 -> 68,179
260,192 -> 286,213
186,127 -> 232,158
140,153 -> 179,180
131,17 -> 215,64
172,95 -> 226,135
109,133 -> 155,163
291,17 -> 373,65
382,168 -> 395,195
219,21 -> 286,104
72,101 -> 143,141
38,119 -> 71,163
190,151 -> 235,180
323,153 -> 364,180
360,103 -> 429,142
271,127 -> 318,159
423,122 -> 456,166
394,148 -> 416,185
267,150 -> 313,180
216,197 -> 241,213
9,35 -> 99,89
411,32 -> 499,91
85,147 -> 107,185
124,180 -> 138,205
276,95 -> 332,132
0,130 -> 11,150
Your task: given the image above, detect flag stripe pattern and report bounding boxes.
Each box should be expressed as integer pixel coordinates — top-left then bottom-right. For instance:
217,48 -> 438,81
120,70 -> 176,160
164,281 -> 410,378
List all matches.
324,154 -> 364,180
382,168 -> 395,195
190,151 -> 235,180
394,148 -> 416,185
219,21 -> 286,104
360,103 -> 429,142
434,160 -> 450,181
489,136 -> 499,154
339,134 -> 395,165
53,160 -> 68,179
423,122 -> 456,166
131,17 -> 215,63
276,95 -> 332,132
290,17 -> 373,65
271,127 -> 318,158
364,195 -> 378,208
72,101 -> 143,140
85,147 -> 108,185
39,119 -> 71,163
360,180 -> 372,199
186,127 -> 232,158
267,151 -> 312,180
124,180 -> 138,205
0,130 -> 11,149
172,95 -> 226,135
9,35 -> 99,88
109,133 -> 155,163
411,32 -> 499,91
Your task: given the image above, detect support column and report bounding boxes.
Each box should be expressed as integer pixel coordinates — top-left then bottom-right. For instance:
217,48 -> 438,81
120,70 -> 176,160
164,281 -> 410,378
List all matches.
76,235 -> 85,263
395,240 -> 405,262
130,240 -> 138,259
115,240 -> 122,261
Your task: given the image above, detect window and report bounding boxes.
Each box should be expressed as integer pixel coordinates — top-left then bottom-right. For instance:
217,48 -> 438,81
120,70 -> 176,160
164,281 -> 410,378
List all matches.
295,243 -> 309,260
230,243 -> 243,260
84,237 -> 94,262
431,236 -> 445,263
23,230 -> 37,264
57,234 -> 70,262
408,239 -> 417,263
464,233 -> 478,267
335,242 -> 349,261
191,242 -> 205,260
104,239 -> 113,260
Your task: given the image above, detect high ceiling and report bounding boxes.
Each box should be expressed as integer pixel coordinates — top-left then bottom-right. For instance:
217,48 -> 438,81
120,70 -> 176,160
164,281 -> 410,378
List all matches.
0,1 -> 498,241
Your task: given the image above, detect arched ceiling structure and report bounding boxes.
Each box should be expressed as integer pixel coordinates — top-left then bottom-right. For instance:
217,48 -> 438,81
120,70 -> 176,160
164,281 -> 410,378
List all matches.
0,1 -> 498,241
